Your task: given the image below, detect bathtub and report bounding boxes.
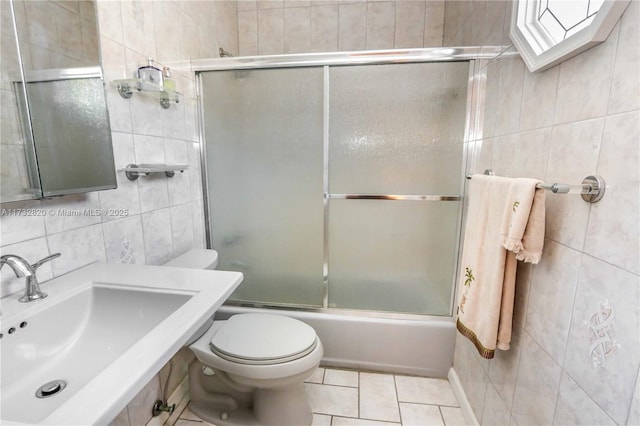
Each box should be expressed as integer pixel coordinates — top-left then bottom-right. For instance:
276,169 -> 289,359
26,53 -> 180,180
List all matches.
215,305 -> 455,378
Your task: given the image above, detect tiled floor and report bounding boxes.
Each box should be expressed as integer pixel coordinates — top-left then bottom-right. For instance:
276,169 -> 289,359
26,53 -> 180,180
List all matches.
174,367 -> 467,426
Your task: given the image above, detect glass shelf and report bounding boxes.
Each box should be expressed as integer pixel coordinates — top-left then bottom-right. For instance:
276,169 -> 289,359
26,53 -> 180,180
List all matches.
120,163 -> 189,181
112,78 -> 181,109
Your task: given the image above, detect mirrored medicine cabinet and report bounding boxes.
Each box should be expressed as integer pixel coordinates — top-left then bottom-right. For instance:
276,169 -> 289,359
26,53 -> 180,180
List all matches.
1,0 -> 116,202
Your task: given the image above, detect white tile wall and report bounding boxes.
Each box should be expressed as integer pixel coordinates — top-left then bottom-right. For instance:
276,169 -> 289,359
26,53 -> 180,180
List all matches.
237,0 -> 445,56
445,1 -> 640,425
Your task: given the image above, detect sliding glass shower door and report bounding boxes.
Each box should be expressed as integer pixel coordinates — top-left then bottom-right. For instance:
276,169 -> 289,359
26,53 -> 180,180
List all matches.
327,63 -> 468,315
201,68 -> 325,307
200,60 -> 470,315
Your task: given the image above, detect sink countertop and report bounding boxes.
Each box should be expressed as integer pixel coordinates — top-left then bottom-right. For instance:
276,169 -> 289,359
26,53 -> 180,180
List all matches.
0,262 -> 243,425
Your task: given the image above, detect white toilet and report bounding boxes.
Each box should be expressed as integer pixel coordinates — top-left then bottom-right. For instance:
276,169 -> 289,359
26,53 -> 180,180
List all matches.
164,249 -> 323,426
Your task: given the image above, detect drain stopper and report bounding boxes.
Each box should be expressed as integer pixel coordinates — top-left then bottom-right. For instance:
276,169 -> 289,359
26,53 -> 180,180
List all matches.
36,380 -> 67,398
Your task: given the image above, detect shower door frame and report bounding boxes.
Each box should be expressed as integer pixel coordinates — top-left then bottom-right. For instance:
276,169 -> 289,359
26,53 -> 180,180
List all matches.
194,47 -> 499,321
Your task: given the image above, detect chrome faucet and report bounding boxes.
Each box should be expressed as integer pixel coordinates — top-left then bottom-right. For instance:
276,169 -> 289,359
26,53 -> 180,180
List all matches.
0,253 -> 61,302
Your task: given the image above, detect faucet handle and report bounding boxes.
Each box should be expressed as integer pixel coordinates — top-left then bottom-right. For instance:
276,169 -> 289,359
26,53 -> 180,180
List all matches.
31,253 -> 61,271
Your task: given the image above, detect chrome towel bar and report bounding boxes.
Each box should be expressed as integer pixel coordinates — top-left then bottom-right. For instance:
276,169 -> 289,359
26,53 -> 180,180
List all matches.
466,170 -> 606,203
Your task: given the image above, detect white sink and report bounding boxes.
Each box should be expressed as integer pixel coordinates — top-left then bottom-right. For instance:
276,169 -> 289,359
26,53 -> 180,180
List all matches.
0,262 -> 243,425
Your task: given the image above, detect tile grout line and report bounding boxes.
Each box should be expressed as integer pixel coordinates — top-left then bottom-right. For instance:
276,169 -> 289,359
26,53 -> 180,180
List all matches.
393,374 -> 403,425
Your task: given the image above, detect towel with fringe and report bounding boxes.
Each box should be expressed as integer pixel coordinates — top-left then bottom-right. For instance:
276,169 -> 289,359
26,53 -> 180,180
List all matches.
457,175 -> 545,359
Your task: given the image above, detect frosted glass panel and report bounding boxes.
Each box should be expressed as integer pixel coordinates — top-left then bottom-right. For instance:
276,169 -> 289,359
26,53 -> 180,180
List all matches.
328,200 -> 460,315
201,68 -> 325,307
21,78 -> 116,196
329,62 -> 469,195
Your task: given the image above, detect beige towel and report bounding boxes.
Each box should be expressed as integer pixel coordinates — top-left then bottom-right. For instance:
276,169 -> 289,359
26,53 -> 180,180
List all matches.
457,175 -> 545,359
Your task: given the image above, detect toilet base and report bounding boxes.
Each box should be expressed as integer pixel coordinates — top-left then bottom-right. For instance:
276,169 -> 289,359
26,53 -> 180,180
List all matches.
189,383 -> 313,426
254,383 -> 313,426
190,401 -> 261,426
188,361 -> 314,426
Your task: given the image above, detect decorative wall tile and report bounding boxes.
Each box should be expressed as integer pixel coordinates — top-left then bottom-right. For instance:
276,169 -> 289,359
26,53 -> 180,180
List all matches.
102,215 -> 146,265
553,372 -> 616,426
511,331 -> 562,426
525,240 -> 581,364
121,0 -> 156,58
563,255 -> 640,424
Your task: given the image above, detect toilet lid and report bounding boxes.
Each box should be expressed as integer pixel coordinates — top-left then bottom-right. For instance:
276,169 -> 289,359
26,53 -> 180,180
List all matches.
210,314 -> 317,365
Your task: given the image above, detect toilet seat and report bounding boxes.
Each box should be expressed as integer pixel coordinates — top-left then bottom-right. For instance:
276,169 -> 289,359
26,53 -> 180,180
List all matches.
209,314 -> 318,365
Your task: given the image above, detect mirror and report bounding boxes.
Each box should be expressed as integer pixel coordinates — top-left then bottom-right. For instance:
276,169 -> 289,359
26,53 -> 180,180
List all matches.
0,0 -> 116,202
510,0 -> 630,72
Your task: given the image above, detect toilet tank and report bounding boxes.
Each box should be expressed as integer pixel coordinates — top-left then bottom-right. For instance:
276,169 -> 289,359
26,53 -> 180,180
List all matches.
163,249 -> 219,270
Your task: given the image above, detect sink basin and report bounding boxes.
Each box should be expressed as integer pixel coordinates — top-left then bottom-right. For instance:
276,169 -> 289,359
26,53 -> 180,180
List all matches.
0,262 -> 243,425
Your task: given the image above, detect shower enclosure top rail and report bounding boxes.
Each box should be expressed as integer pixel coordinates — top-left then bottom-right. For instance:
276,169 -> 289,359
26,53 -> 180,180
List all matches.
190,46 -> 508,71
